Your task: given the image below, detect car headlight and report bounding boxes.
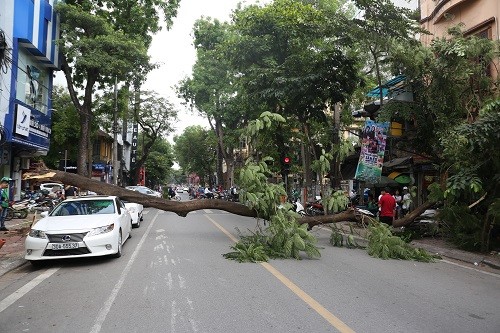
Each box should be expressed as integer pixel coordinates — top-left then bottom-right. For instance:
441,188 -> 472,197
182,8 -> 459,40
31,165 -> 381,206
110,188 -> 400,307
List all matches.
87,223 -> 115,237
28,229 -> 47,239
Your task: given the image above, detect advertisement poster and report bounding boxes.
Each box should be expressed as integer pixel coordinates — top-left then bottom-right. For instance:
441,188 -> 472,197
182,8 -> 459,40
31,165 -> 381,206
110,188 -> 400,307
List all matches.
354,120 -> 390,183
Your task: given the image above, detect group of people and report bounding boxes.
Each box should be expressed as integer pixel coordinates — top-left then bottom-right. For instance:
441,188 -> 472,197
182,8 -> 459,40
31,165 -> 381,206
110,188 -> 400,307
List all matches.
366,186 -> 412,226
48,184 -> 79,200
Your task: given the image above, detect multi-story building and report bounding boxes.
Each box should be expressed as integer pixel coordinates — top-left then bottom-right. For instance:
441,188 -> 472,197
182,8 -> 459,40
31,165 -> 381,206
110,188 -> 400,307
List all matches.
0,0 -> 60,199
420,0 -> 499,77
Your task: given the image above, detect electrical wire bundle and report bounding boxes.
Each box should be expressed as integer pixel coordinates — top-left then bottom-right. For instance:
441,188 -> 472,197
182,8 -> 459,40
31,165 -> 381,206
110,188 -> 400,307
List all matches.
0,29 -> 12,75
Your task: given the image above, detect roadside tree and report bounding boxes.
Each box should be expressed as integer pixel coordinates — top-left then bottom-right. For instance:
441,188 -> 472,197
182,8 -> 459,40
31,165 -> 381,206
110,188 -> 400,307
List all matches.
55,0 -> 180,177
173,126 -> 218,186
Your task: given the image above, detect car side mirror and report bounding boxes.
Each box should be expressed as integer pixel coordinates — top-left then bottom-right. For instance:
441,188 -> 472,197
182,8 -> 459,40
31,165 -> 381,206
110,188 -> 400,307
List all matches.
40,211 -> 49,218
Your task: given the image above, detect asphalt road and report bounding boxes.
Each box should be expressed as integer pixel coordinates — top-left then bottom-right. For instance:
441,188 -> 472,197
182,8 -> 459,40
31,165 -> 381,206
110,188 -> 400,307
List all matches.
0,198 -> 499,333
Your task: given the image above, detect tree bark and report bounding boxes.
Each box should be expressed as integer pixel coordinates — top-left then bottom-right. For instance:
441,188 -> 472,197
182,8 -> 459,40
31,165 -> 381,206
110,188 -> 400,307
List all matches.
23,169 -> 434,228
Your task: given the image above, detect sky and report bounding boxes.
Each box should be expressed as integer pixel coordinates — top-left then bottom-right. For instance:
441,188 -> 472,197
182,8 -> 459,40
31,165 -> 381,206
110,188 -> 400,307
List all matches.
142,0 -> 272,140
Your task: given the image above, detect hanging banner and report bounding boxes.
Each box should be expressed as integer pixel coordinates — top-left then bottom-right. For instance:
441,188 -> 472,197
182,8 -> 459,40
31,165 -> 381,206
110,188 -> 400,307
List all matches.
130,123 -> 138,169
354,120 -> 390,183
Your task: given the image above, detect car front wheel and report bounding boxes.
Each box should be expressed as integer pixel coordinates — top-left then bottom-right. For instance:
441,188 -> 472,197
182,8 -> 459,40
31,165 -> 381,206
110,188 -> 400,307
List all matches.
29,260 -> 46,268
112,230 -> 122,258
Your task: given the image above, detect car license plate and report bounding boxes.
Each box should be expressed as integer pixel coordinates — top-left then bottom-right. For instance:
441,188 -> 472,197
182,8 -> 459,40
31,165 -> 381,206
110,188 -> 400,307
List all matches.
51,243 -> 78,250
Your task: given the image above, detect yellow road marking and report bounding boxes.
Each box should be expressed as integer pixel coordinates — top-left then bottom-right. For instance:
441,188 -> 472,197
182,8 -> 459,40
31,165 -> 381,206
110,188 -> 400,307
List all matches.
204,214 -> 356,333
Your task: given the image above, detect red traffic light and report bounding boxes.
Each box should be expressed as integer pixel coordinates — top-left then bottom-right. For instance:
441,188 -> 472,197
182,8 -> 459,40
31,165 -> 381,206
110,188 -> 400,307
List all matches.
284,157 -> 291,164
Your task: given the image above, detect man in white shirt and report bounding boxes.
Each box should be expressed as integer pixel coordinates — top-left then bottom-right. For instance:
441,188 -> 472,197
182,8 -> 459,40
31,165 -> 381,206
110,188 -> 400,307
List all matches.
402,187 -> 412,216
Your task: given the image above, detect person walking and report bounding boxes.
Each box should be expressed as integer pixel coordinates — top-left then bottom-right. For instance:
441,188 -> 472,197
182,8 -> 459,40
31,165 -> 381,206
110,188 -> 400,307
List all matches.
378,187 -> 396,226
0,177 -> 12,231
402,186 -> 412,216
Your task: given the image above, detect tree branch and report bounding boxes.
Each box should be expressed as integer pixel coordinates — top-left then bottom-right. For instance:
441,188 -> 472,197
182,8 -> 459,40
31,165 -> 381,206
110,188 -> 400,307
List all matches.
22,168 -> 436,229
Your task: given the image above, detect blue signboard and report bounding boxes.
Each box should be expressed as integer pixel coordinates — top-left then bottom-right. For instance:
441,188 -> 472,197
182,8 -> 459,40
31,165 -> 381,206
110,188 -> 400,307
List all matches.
8,103 -> 51,150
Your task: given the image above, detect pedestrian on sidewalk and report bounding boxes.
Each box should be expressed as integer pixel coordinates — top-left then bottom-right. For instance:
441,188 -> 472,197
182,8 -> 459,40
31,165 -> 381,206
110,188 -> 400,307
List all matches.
0,177 -> 12,231
402,186 -> 412,216
378,187 -> 396,226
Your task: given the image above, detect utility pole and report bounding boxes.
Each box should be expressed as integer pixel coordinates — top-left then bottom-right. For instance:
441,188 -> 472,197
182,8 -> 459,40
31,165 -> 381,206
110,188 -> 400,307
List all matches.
112,76 -> 118,185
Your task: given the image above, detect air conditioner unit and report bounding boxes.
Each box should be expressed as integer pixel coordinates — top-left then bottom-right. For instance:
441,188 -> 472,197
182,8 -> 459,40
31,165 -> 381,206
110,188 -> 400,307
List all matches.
21,158 -> 30,170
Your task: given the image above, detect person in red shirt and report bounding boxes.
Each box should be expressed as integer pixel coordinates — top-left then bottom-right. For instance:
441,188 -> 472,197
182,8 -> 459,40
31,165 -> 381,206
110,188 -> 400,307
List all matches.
378,187 -> 396,226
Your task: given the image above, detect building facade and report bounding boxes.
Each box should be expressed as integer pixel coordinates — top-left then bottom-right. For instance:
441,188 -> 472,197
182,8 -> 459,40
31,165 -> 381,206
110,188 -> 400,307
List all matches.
0,0 -> 60,199
420,0 -> 499,77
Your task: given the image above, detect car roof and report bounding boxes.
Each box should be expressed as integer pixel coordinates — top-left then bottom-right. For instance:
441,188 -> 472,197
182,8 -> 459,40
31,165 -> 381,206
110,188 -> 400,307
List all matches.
63,195 -> 118,201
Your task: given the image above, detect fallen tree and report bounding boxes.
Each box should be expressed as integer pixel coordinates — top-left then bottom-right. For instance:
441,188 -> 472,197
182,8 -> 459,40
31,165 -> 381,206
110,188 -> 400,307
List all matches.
23,169 -> 434,228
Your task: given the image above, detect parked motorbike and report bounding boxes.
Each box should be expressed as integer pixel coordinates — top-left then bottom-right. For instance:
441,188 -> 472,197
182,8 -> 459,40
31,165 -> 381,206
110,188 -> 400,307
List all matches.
305,198 -> 324,216
5,201 -> 29,220
291,199 -> 306,216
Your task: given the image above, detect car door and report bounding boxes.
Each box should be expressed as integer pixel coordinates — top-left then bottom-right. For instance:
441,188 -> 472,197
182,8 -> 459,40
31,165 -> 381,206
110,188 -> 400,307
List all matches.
115,198 -> 130,241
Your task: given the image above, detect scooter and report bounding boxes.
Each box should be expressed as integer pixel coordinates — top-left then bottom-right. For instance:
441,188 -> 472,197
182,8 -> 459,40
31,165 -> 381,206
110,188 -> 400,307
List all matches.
5,201 -> 29,220
291,199 -> 306,216
305,197 -> 324,216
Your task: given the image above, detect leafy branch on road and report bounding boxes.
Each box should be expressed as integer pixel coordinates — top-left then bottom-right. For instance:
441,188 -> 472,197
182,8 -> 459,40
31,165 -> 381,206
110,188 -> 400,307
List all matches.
367,223 -> 437,262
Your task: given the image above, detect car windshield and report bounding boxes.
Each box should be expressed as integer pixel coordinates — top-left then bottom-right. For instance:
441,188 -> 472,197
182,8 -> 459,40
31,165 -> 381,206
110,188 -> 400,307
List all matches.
50,200 -> 116,216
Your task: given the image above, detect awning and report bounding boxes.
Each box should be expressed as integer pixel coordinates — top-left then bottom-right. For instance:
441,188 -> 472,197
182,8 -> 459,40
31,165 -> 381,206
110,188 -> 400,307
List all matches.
383,156 -> 412,168
367,75 -> 407,98
366,176 -> 399,187
387,171 -> 411,184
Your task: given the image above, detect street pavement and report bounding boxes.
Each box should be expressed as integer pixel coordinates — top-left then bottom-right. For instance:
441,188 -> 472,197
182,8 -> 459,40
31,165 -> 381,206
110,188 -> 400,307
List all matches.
1,211 -> 499,278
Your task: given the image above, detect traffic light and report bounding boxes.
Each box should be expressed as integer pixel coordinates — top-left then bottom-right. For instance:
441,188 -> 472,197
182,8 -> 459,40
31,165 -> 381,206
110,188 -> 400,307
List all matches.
283,156 -> 291,173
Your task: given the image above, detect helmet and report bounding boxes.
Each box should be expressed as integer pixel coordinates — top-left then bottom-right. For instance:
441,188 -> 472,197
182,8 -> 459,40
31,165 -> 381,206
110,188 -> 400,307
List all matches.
1,177 -> 12,182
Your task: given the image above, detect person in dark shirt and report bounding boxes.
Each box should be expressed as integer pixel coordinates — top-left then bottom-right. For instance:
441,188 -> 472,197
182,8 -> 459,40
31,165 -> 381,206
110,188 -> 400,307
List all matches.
65,185 -> 77,199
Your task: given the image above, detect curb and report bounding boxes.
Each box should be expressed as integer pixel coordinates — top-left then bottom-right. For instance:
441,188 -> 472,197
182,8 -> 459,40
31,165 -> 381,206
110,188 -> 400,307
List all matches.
481,258 -> 500,270
332,227 -> 500,270
0,256 -> 27,278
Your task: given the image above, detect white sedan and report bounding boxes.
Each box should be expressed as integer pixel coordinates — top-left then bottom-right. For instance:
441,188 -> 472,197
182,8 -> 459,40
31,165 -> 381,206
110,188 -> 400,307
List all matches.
25,196 -> 132,266
124,201 -> 143,228
125,186 -> 162,198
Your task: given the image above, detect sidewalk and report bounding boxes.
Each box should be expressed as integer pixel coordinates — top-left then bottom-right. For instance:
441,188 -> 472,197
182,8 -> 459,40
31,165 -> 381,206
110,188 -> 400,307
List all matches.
1,218 -> 499,278
0,214 -> 35,277
320,222 -> 500,272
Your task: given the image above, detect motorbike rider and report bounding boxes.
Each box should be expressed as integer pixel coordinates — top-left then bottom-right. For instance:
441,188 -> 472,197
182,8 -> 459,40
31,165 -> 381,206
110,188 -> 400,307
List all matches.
204,186 -> 214,199
168,187 -> 176,200
230,186 -> 239,201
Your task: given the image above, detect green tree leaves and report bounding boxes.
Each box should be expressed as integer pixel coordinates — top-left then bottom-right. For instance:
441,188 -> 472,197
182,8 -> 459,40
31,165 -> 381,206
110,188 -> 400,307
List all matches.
173,126 -> 218,184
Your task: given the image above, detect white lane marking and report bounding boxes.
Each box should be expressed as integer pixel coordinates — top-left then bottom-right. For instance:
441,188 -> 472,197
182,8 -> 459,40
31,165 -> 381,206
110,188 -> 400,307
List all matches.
89,210 -> 160,333
166,272 -> 173,290
0,267 -> 60,313
203,209 -> 213,214
178,274 -> 186,289
171,300 -> 178,333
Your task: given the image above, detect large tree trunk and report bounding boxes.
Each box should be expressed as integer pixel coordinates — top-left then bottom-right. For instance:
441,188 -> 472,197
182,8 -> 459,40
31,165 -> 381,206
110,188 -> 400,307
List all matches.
24,169 -> 434,228
77,112 -> 91,178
